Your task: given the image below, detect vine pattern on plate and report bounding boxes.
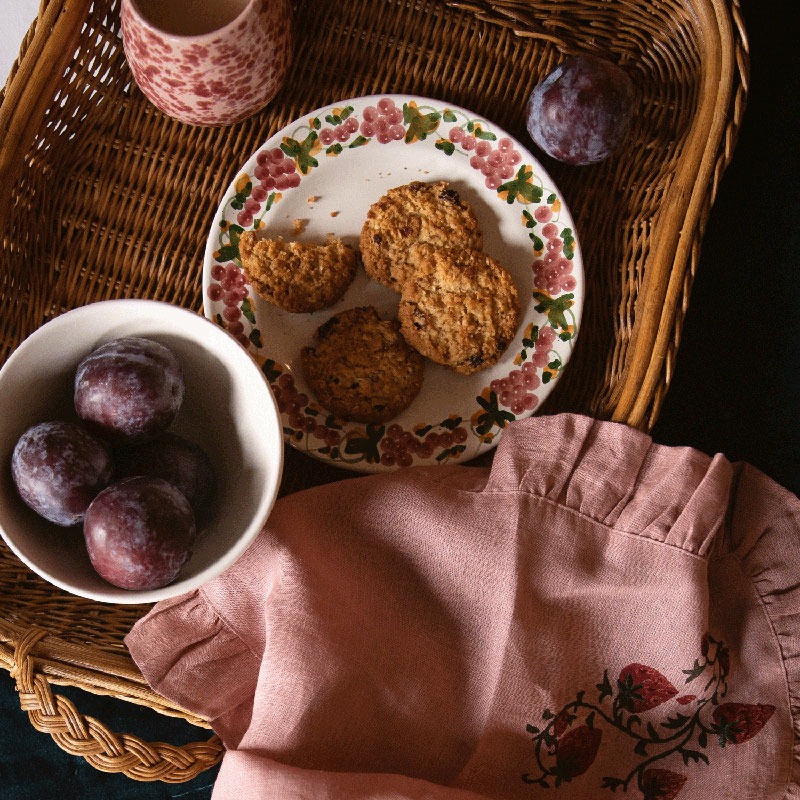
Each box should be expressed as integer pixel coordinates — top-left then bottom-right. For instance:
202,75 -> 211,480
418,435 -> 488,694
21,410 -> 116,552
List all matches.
206,97 -> 581,467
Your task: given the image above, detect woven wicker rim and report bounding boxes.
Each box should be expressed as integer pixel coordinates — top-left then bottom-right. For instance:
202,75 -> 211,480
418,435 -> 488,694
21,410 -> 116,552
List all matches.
0,0 -> 750,783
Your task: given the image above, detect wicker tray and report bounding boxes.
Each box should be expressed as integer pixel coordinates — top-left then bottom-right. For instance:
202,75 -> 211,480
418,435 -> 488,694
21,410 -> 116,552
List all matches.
0,0 -> 748,783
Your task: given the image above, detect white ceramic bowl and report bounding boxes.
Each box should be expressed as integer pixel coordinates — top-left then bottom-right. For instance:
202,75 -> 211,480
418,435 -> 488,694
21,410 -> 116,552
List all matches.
0,300 -> 283,603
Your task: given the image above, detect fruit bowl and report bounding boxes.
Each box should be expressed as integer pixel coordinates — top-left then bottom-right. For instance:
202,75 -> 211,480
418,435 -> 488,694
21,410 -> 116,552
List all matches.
0,300 -> 283,603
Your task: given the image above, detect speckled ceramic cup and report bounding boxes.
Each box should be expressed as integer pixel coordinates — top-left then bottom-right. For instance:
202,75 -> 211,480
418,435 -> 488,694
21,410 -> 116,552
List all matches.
121,0 -> 292,126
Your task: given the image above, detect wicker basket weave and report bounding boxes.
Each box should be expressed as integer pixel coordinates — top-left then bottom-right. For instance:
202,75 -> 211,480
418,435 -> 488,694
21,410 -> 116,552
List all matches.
0,0 -> 748,783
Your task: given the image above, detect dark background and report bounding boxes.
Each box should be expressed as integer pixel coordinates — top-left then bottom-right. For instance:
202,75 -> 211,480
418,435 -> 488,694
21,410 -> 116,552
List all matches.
1,1 -> 796,797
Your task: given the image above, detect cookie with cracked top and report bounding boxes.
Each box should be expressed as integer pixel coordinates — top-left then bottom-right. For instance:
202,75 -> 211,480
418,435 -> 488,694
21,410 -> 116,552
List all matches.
238,231 -> 356,313
398,245 -> 520,375
359,180 -> 483,291
301,306 -> 424,423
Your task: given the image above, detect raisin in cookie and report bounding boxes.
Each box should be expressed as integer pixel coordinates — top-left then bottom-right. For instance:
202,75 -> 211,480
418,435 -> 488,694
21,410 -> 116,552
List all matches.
238,231 -> 356,313
398,245 -> 520,375
359,181 -> 483,291
301,306 -> 424,423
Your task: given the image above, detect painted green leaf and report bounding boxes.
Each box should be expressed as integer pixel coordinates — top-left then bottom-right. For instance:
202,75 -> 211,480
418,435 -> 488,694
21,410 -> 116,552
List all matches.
415,424 -> 433,438
340,105 -> 354,120
435,138 -> 455,155
475,128 -> 497,141
443,109 -> 457,122
532,234 -> 544,251
215,244 -> 238,262
439,416 -> 462,430
348,135 -> 369,148
474,391 -> 515,435
248,328 -> 262,348
240,297 -> 256,324
261,359 -> 282,382
310,117 -> 321,130
533,291 -> 574,330
522,210 -> 536,228
343,424 -> 385,463
497,165 -> 543,205
403,103 -> 441,143
547,193 -> 557,204
280,131 -> 320,175
326,143 -> 343,155
324,113 -> 342,125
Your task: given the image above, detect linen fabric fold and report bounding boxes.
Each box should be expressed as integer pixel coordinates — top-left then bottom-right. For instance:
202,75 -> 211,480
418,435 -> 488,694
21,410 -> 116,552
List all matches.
125,414 -> 800,799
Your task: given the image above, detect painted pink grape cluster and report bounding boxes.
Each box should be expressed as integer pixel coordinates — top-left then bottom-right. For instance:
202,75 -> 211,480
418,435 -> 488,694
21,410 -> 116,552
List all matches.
272,373 -> 341,449
319,116 -> 360,146
490,361 -> 541,415
237,147 -> 301,227
533,219 -> 577,295
450,132 -> 522,191
360,98 -> 405,144
379,423 -> 468,468
206,263 -> 250,347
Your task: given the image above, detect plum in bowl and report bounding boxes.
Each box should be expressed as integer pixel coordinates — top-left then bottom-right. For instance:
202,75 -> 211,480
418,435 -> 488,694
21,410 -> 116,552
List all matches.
0,300 -> 283,604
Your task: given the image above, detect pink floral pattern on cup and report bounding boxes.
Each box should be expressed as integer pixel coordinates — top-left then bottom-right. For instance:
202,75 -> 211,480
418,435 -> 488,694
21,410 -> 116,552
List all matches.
121,0 -> 292,126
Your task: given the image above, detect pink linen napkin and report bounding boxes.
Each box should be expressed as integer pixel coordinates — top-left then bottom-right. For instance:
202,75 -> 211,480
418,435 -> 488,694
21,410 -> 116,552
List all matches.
125,413 -> 800,799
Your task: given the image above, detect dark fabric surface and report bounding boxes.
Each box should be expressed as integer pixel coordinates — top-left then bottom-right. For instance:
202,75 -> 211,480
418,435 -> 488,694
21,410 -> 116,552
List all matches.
0,0 -> 795,796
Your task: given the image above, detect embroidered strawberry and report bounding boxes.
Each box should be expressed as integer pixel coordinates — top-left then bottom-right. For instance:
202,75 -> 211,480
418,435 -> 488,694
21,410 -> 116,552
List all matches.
712,702 -> 775,746
554,724 -> 602,779
617,664 -> 678,712
641,769 -> 687,800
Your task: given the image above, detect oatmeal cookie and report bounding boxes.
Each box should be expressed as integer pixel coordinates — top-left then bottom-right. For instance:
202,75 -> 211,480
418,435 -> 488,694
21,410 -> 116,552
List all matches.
301,306 -> 425,423
398,245 -> 520,374
238,231 -> 356,313
359,181 -> 483,291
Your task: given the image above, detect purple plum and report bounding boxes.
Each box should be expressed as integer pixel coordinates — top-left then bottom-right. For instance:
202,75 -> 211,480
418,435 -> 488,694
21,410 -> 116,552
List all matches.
74,337 -> 184,444
11,421 -> 113,526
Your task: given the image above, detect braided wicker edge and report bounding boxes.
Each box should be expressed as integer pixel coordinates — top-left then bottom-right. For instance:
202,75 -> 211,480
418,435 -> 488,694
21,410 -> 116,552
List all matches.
0,0 -> 750,783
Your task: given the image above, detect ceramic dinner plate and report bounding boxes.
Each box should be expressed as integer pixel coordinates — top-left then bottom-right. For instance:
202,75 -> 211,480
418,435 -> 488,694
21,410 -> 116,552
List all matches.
203,94 -> 584,472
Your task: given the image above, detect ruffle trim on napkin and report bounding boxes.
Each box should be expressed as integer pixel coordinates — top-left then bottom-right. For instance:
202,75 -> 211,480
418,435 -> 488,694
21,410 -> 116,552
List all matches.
723,462 -> 800,797
125,589 -> 260,749
485,414 -> 732,557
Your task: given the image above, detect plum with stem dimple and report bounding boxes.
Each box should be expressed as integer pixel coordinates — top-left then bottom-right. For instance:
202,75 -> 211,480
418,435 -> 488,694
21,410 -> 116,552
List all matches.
526,55 -> 635,165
